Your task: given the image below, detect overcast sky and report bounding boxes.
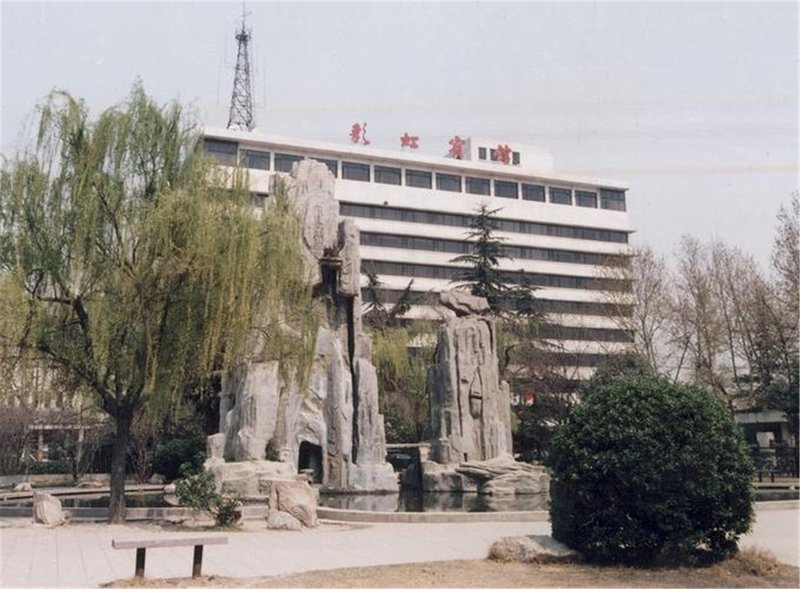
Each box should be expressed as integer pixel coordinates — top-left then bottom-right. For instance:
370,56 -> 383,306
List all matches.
2,1 -> 797,267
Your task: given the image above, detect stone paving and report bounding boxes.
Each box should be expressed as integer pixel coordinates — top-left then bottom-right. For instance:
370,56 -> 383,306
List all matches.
0,505 -> 796,587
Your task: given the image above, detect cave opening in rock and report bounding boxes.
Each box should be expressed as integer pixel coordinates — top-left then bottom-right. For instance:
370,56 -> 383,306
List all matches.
298,441 -> 323,484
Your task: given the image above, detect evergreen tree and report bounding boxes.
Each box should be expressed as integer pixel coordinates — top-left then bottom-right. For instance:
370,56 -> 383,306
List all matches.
451,204 -> 509,308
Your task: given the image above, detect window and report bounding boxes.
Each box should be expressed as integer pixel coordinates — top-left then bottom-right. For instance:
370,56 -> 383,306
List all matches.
478,147 -> 487,160
576,190 -> 598,208
512,151 -> 520,165
436,173 -> 462,192
466,177 -> 490,195
494,180 -> 518,199
405,169 -> 432,189
241,149 -> 269,170
342,161 -> 370,182
374,165 -> 402,185
522,183 -> 545,202
318,158 -> 338,177
600,189 -> 627,211
549,187 -> 572,205
361,260 -> 630,291
339,202 -> 630,243
202,139 -> 239,166
275,153 -> 302,172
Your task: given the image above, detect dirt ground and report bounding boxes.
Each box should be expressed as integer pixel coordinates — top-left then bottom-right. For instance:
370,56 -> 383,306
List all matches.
108,549 -> 799,588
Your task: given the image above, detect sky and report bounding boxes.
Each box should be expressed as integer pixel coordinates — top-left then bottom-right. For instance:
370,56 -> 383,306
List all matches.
1,1 -> 797,268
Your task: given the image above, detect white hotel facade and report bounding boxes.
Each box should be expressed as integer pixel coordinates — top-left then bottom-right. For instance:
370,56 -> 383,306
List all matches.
202,128 -> 634,381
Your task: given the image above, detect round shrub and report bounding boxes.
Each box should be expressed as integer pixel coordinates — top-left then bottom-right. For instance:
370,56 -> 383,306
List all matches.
548,375 -> 754,566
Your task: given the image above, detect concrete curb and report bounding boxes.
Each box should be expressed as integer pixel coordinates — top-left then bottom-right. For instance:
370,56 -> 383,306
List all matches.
754,500 -> 799,511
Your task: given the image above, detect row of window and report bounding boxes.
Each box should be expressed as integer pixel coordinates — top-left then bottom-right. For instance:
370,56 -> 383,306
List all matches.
202,138 -> 627,211
360,232 -> 628,267
364,288 -> 633,317
341,202 -> 630,244
536,324 -> 634,343
362,260 -> 630,292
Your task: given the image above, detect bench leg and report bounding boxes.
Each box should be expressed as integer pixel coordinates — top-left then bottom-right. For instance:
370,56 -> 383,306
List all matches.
192,545 -> 204,578
135,548 -> 146,578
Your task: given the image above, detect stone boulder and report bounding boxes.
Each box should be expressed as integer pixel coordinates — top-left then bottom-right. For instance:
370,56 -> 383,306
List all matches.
33,492 -> 68,526
439,290 -> 491,316
13,482 -> 32,492
148,474 -> 165,485
456,455 -> 550,495
266,510 -> 303,531
489,535 -> 576,563
419,460 -> 477,493
205,459 -> 296,496
419,455 -> 549,496
275,480 -> 318,528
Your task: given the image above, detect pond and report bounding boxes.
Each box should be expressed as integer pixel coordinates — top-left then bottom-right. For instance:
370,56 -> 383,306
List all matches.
1,491 -> 172,509
319,489 -> 550,512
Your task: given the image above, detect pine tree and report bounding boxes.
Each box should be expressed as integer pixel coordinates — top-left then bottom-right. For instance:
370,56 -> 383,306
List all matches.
451,204 -> 538,316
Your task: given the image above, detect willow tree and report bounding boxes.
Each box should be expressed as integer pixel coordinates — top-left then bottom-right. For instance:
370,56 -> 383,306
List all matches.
0,85 -> 275,522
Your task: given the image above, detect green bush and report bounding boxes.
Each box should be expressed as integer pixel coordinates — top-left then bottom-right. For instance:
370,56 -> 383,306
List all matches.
26,460 -> 72,475
548,375 -> 754,566
174,471 -> 242,527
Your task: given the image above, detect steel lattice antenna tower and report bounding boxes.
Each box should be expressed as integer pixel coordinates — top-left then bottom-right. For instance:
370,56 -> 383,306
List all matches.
227,7 -> 255,131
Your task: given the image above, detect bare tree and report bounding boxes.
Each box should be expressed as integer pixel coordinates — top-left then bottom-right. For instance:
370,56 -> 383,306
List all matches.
600,247 -> 678,377
772,191 -> 799,319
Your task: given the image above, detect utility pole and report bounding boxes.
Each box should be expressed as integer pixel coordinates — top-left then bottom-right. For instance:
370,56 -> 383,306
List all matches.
227,5 -> 255,131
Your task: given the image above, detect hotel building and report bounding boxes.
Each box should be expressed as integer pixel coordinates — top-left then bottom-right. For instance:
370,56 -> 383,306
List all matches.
201,128 -> 634,382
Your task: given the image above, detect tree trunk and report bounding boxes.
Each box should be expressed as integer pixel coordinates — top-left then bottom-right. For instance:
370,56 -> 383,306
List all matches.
108,410 -> 133,524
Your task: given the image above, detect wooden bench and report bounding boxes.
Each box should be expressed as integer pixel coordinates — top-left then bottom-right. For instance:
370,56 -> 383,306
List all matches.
111,535 -> 228,578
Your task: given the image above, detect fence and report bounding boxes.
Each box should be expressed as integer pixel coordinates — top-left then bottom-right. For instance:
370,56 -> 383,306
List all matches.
750,445 -> 799,481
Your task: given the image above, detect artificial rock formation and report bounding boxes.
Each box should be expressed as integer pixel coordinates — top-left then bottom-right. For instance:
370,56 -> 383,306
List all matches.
209,160 -> 396,496
421,291 -> 549,497
428,290 -> 513,464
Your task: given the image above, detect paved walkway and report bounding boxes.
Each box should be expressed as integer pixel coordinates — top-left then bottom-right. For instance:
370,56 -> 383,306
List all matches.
0,506 -> 797,587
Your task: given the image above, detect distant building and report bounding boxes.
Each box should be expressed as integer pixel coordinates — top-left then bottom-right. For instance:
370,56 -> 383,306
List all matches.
201,128 -> 635,381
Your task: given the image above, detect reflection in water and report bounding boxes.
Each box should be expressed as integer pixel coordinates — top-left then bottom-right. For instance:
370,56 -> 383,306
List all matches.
319,490 -> 549,512
3,492 -> 169,509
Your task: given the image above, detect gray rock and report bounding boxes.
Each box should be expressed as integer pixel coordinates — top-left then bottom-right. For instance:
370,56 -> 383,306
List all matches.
13,482 -> 32,492
147,474 -> 165,485
337,219 -> 361,297
420,455 -> 550,497
206,460 -> 295,495
439,290 -> 490,316
428,315 -> 512,464
489,535 -> 576,563
420,460 -> 474,493
275,480 -> 318,528
33,492 -> 68,526
209,157 -> 397,495
266,510 -> 303,531
164,483 -> 177,495
207,433 -> 225,460
222,362 -> 281,461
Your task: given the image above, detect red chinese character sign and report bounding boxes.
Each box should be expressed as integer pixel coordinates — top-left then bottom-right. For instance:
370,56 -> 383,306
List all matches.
350,122 -> 370,146
400,132 -> 419,149
448,135 -> 465,159
494,143 -> 511,165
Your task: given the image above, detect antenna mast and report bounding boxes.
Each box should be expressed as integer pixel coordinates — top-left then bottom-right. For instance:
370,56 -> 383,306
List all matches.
227,5 -> 255,131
